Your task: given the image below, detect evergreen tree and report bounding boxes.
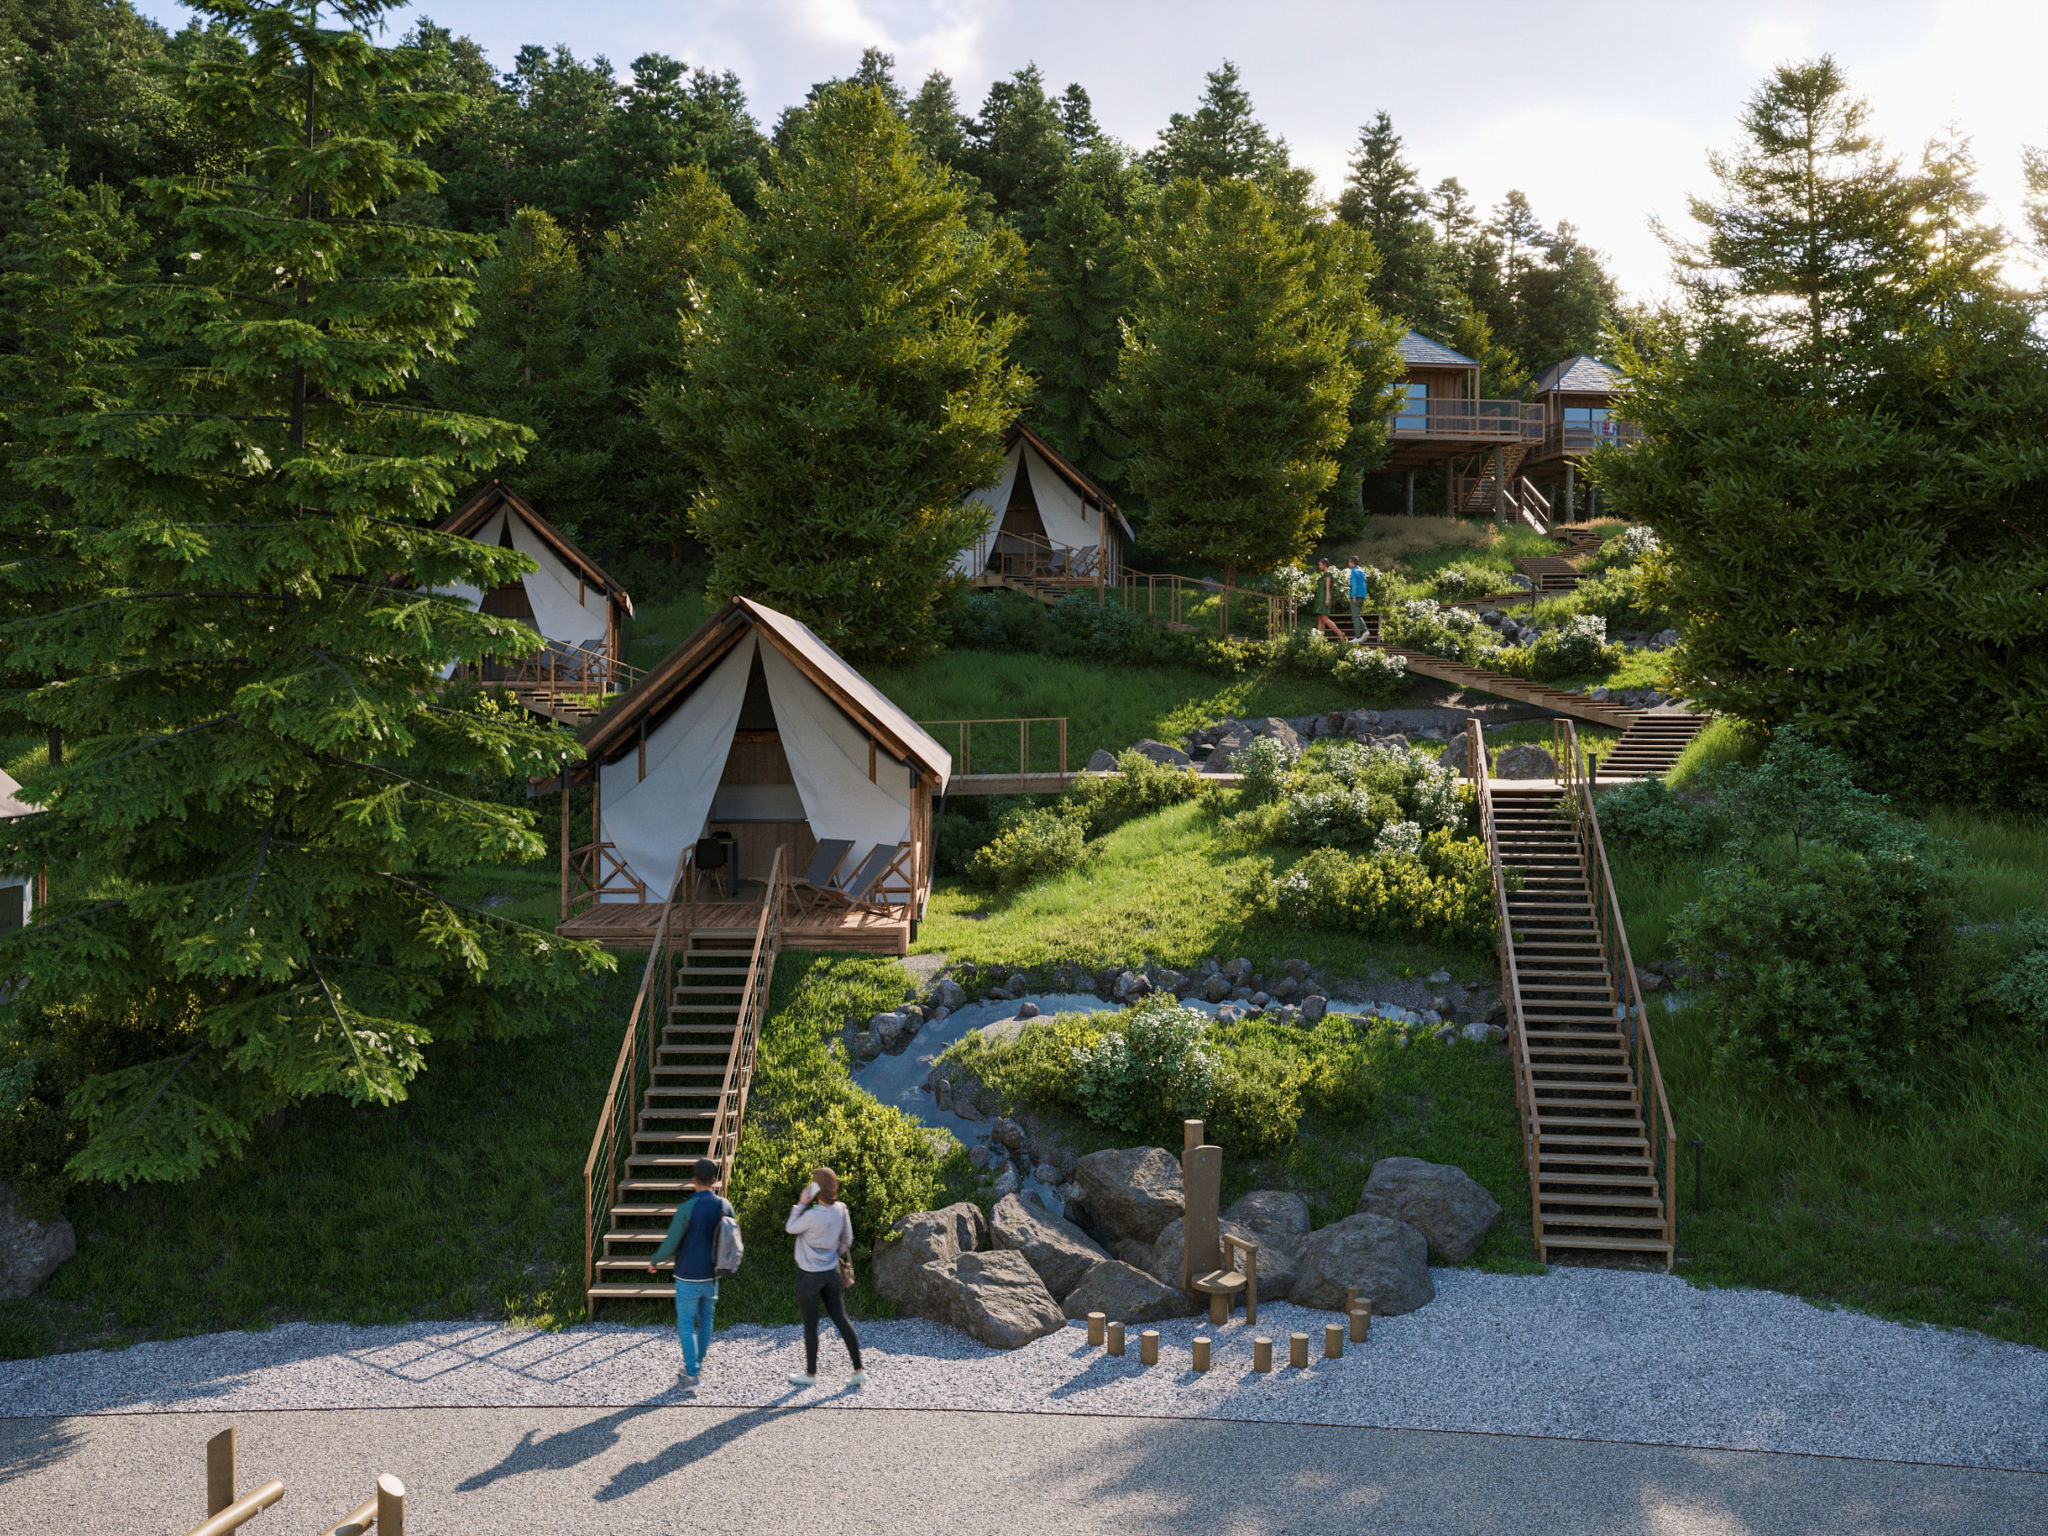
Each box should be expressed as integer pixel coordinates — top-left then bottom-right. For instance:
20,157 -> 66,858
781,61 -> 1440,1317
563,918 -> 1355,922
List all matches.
588,53 -> 765,223
1488,189 -> 1546,306
651,83 -> 1026,660
0,0 -> 605,1185
1058,83 -> 1102,156
906,69 -> 968,165
1105,177 -> 1362,583
1336,111 -> 1456,332
1144,61 -> 1314,208
1017,172 -> 1136,490
1430,176 -> 1478,248
1512,221 -> 1620,365
960,65 -> 1071,242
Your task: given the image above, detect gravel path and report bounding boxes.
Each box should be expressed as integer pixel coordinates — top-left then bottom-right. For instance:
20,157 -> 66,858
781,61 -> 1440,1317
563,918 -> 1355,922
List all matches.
3,1268 -> 2043,1472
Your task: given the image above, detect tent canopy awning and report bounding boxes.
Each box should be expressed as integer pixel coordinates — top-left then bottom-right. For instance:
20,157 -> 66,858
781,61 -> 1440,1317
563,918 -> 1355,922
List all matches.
439,481 -> 635,619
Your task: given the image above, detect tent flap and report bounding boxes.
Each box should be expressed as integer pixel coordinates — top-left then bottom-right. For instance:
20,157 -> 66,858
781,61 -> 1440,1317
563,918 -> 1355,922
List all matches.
759,641 -> 913,870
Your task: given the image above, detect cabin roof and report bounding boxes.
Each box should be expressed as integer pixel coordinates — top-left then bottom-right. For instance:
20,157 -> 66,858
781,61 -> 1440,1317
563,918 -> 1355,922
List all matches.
1397,330 -> 1480,369
0,770 -> 33,820
1532,354 -> 1621,395
439,481 -> 635,618
1008,423 -> 1135,544
578,597 -> 952,786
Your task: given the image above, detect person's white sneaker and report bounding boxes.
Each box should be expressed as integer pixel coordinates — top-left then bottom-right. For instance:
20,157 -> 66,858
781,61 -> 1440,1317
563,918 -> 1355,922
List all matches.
788,1372 -> 817,1387
846,1370 -> 867,1388
678,1371 -> 699,1388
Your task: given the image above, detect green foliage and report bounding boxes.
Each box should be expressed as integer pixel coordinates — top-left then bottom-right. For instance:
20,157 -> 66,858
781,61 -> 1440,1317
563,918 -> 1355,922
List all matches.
0,1 -> 611,1187
1248,829 -> 1496,946
944,1009 -> 1109,1115
1335,643 -> 1410,706
964,806 -> 1086,893
1063,750 -> 1205,835
1382,598 -> 1496,665
1525,613 -> 1620,681
1233,735 -> 1297,799
652,82 -> 1027,661
1593,778 -> 1726,862
1071,995 -> 1217,1138
1142,62 -> 1314,208
1987,913 -> 2048,1032
1208,1038 -> 1313,1154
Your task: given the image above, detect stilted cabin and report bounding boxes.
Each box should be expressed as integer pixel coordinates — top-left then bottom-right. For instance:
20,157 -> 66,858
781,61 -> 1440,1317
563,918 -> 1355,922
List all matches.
1383,330 -> 1552,522
1522,354 -> 1639,521
439,482 -> 637,706
555,597 -> 951,955
953,423 -> 1133,591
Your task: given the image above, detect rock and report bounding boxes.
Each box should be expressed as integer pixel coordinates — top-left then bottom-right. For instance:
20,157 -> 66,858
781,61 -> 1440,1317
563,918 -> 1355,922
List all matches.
987,987 -> 1011,1001
1074,1146 -> 1185,1245
1282,958 -> 1312,980
1224,1189 -> 1313,1246
0,1187 -> 74,1300
931,976 -> 966,1010
992,1117 -> 1026,1151
1112,1238 -> 1157,1271
1006,973 -> 1028,996
1486,1024 -> 1510,1044
1114,969 -> 1152,1001
1129,738 -> 1193,768
873,1202 -> 990,1312
1202,973 -> 1231,1003
1016,1000 -> 1041,1019
1355,1156 -> 1503,1263
1439,733 -> 1474,778
1221,957 -> 1248,981
872,1011 -> 908,1050
992,1167 -> 1020,1197
1032,1162 -> 1061,1186
967,1143 -> 992,1169
1637,968 -> 1664,992
1652,629 -> 1680,648
1495,744 -> 1557,780
1259,718 -> 1303,755
1434,1024 -> 1456,1043
1086,748 -> 1118,772
1062,1259 -> 1199,1323
1150,1215 -> 1300,1301
853,1030 -> 880,1061
1300,994 -> 1327,1022
1293,1213 -> 1435,1315
1152,967 -> 1185,995
1248,991 -> 1270,1008
1427,969 -> 1452,984
991,1193 -> 1113,1301
1216,1003 -> 1246,1024
917,1249 -> 1067,1348
1270,976 -> 1298,1001
1460,1021 -> 1492,1044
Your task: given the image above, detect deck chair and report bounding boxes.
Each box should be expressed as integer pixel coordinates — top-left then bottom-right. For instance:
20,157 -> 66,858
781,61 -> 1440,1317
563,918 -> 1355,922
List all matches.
1193,1232 -> 1260,1327
788,838 -> 855,914
814,841 -> 911,920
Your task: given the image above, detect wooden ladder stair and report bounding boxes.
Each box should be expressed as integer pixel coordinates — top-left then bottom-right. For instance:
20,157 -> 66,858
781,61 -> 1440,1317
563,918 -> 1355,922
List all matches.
1556,527 -> 1605,556
1598,712 -> 1709,781
1513,554 -> 1587,594
1316,611 -> 1383,643
1491,780 -> 1674,1267
509,684 -> 604,726
1383,648 -> 1639,729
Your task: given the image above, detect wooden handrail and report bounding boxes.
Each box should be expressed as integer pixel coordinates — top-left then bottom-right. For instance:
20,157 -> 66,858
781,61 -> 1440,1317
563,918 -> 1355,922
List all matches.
707,844 -> 784,1188
1467,717 -> 1545,1257
1555,719 -> 1678,1257
1388,399 -> 1541,439
583,841 -> 693,1311
916,717 -> 1069,782
973,526 -> 1297,640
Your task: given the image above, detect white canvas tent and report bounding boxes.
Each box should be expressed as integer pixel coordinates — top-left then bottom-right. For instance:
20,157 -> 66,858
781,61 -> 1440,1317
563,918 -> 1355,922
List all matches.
952,423 -> 1132,580
437,481 -> 633,664
0,769 -> 36,932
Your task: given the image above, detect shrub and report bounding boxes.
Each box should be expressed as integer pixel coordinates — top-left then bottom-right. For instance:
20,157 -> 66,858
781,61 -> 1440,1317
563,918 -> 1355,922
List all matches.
938,588 -> 1009,649
1335,644 -> 1409,705
1987,913 -> 2048,1032
964,807 -> 1087,892
1071,996 -> 1217,1138
1383,597 -> 1494,665
1278,786 -> 1396,849
1527,612 -> 1618,681
1208,1040 -> 1312,1154
1568,564 -> 1673,632
1234,735 -> 1297,799
1064,749 -> 1206,834
943,1011 -> 1112,1114
1048,589 -> 1144,661
1261,563 -> 1321,605
1252,828 -> 1496,945
1583,524 -> 1660,572
1594,778 -> 1725,861
1292,739 -> 1467,836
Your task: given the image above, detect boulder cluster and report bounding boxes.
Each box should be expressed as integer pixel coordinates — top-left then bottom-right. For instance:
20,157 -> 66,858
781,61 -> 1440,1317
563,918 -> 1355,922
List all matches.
874,1149 -> 1501,1349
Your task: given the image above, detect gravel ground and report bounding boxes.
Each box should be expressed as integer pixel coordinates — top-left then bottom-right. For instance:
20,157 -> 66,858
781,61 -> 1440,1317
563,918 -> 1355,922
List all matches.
5,1268 -> 2043,1472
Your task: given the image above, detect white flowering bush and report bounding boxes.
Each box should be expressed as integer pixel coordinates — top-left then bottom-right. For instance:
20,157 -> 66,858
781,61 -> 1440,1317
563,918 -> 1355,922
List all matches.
1383,597 -> 1495,665
1265,563 -> 1321,605
1375,819 -> 1424,857
1234,734 -> 1297,798
1335,643 -> 1409,705
1072,996 -> 1217,1136
1279,786 -> 1392,848
1586,524 -> 1660,572
1528,612 -> 1618,680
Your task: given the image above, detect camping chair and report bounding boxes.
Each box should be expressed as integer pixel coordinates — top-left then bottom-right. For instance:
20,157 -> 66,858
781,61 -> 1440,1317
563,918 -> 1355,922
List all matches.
788,838 -> 855,914
813,841 -> 913,920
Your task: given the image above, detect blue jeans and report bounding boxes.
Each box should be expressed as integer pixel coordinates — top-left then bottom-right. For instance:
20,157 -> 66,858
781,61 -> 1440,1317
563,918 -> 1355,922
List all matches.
673,1278 -> 717,1374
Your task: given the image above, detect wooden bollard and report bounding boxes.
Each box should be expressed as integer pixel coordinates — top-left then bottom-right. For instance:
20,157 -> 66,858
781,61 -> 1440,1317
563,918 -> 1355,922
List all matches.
1087,1311 -> 1106,1346
1350,1305 -> 1372,1343
377,1474 -> 406,1536
1324,1322 -> 1345,1358
1290,1332 -> 1309,1369
1253,1337 -> 1272,1373
1191,1336 -> 1212,1372
1106,1321 -> 1126,1356
206,1427 -> 235,1518
1140,1329 -> 1159,1365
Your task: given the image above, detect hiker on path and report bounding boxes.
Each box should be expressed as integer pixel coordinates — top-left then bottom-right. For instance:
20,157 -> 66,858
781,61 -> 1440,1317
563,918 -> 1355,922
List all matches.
646,1157 -> 734,1388
785,1166 -> 865,1389
1347,558 -> 1370,632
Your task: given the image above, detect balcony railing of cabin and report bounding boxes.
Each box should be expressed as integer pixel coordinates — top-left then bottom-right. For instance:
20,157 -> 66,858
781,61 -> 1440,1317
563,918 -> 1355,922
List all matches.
1539,417 -> 1643,455
1387,399 -> 1543,439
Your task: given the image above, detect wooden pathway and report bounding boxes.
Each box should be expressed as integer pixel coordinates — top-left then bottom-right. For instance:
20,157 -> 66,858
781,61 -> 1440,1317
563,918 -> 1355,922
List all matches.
1390,650 -> 1638,729
1514,555 -> 1588,594
560,896 -> 909,955
1597,713 -> 1708,781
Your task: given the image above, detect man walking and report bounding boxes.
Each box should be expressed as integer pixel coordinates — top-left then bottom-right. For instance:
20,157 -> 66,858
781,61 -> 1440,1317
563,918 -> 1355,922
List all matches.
646,1157 -> 733,1388
1347,558 -> 1370,634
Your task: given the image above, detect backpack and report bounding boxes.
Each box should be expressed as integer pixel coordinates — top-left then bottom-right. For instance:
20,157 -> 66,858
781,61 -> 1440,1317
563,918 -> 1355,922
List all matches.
714,1206 -> 745,1277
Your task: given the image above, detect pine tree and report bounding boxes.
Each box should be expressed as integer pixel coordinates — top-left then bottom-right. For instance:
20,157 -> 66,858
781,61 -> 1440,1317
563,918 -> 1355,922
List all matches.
0,0 -> 607,1185
906,70 -> 968,166
1512,221 -> 1620,365
1144,61 -> 1314,209
961,65 -> 1072,242
1017,172 -> 1136,490
1105,177 -> 1362,583
651,83 -> 1026,660
1058,83 -> 1101,157
1336,111 -> 1456,332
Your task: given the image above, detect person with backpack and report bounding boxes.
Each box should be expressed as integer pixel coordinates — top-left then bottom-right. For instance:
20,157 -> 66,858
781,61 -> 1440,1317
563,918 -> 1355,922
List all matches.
645,1157 -> 737,1388
784,1166 -> 865,1389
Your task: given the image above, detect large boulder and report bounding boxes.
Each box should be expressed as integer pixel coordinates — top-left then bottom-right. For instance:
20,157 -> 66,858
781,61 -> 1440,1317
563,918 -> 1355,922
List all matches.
1495,744 -> 1557,780
1149,1215 -> 1299,1301
1061,1260 -> 1199,1323
872,1202 -> 987,1313
1439,732 -> 1475,779
1223,1189 -> 1312,1247
1129,738 -> 1193,769
1074,1147 -> 1184,1245
917,1250 -> 1066,1349
0,1185 -> 75,1300
991,1193 -> 1111,1302
1292,1213 -> 1435,1315
1354,1157 -> 1502,1263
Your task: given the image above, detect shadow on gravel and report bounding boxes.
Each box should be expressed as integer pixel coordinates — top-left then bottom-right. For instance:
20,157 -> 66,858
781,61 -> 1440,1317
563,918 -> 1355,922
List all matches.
458,1404 -> 669,1492
0,1417 -> 81,1484
597,1405 -> 808,1502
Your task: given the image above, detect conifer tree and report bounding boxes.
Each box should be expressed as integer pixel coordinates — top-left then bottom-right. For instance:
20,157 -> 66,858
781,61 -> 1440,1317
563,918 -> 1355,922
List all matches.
1337,111 -> 1456,333
1017,173 -> 1136,490
961,65 -> 1072,242
0,0 -> 606,1184
652,83 -> 1026,660
906,70 -> 968,166
1145,62 -> 1313,209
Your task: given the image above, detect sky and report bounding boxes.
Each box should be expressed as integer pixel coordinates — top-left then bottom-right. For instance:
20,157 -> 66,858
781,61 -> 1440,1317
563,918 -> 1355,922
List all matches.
130,0 -> 2048,302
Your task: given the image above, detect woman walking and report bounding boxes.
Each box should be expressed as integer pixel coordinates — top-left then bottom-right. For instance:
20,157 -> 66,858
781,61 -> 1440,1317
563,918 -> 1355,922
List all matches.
785,1166 -> 865,1388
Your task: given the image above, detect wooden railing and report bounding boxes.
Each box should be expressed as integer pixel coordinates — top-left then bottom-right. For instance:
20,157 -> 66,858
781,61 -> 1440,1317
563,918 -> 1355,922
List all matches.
185,1427 -> 403,1536
707,845 -> 785,1186
1466,717 -> 1546,1256
1555,718 -> 1678,1255
566,836 -> 645,919
582,843 -> 692,1308
1389,399 -> 1542,439
918,717 -> 1068,780
458,638 -> 645,702
973,527 -> 1298,640
1540,418 -> 1642,456
968,528 -> 1113,592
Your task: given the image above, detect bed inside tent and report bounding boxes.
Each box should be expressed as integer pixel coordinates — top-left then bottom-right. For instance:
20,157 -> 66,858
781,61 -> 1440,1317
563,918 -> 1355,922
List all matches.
554,598 -> 951,955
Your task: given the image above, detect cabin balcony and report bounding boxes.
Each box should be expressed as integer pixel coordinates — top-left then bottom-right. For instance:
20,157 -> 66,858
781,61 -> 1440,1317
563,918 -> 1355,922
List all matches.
1524,417 -> 1643,464
1383,400 -> 1542,470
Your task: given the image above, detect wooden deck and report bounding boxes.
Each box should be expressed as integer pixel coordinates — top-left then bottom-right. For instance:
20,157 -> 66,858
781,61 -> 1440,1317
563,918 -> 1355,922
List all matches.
558,896 -> 911,954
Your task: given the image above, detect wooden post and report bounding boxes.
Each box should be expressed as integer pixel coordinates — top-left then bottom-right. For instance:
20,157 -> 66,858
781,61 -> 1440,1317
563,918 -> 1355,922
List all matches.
1140,1329 -> 1159,1365
559,757 -> 571,919
1564,461 -> 1575,523
1405,470 -> 1415,516
321,1497 -> 377,1536
206,1427 -> 235,1518
1492,445 -> 1506,522
1183,1118 -> 1204,1152
1191,1336 -> 1211,1372
1208,1289 -> 1228,1326
1324,1322 -> 1345,1358
1350,1305 -> 1372,1342
1290,1332 -> 1309,1369
1087,1311 -> 1106,1347
376,1474 -> 406,1536
1252,1336 -> 1272,1373
1106,1321 -> 1125,1356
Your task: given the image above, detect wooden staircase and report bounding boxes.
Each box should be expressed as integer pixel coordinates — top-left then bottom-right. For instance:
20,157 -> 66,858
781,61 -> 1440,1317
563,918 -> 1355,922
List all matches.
509,684 -> 605,727
1597,712 -> 1708,781
583,848 -> 785,1313
1466,719 -> 1676,1268
1316,610 -> 1384,643
1455,444 -> 1533,515
1556,527 -> 1605,557
1513,554 -> 1587,594
1387,648 -> 1638,729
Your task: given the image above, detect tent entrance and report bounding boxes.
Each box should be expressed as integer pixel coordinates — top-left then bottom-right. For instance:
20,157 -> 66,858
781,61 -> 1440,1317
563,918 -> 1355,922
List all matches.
706,650 -> 817,888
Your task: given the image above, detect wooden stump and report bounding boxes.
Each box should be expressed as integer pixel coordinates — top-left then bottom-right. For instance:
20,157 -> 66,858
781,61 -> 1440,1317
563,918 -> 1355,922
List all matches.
1191,1336 -> 1211,1372
1087,1311 -> 1106,1346
1324,1323 -> 1345,1359
1140,1329 -> 1159,1365
1106,1321 -> 1125,1356
1290,1332 -> 1309,1369
1350,1306 -> 1372,1343
1253,1337 -> 1272,1373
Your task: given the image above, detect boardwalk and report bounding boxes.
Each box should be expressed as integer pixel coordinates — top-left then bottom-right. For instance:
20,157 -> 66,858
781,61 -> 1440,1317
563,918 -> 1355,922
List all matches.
558,897 -> 909,954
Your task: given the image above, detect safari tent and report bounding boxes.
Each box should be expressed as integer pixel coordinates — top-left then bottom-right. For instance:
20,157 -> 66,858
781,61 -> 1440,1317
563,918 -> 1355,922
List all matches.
953,423 -> 1133,585
555,597 -> 952,955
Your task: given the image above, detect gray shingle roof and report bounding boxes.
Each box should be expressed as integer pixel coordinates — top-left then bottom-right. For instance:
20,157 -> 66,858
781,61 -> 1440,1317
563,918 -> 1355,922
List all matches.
1397,330 -> 1479,368
1532,354 -> 1621,394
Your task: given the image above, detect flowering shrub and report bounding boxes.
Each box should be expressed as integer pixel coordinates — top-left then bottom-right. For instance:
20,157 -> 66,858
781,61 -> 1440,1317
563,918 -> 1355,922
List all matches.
964,807 -> 1086,892
1234,735 -> 1297,799
1335,643 -> 1409,706
1585,524 -> 1660,572
1278,786 -> 1396,848
1527,612 -> 1618,681
1431,564 -> 1494,599
1264,563 -> 1321,605
1304,740 -> 1467,834
1252,828 -> 1496,944
1375,819 -> 1424,857
1989,913 -> 2048,1032
1072,996 -> 1217,1136
1383,597 -> 1495,665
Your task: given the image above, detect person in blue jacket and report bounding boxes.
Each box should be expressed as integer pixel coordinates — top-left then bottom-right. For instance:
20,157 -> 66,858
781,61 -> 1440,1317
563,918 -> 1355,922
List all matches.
646,1157 -> 733,1387
1347,558 -> 1370,631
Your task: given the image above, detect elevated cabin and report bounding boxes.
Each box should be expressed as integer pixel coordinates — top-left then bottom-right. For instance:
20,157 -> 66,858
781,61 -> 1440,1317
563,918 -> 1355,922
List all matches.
1382,331 -> 1541,517
439,482 -> 636,700
954,423 -> 1133,592
1523,354 -> 1639,520
555,597 -> 951,955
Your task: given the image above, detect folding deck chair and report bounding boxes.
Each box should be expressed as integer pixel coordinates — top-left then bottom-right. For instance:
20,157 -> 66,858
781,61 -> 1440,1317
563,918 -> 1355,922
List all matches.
813,841 -> 914,920
788,838 -> 856,914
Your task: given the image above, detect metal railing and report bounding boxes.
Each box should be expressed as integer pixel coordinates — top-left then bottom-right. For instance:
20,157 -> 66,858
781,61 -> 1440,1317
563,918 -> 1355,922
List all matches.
1465,718 -> 1546,1258
583,843 -> 692,1309
186,1427 -> 404,1536
1555,718 -> 1678,1258
917,717 -> 1069,781
1388,399 -> 1542,439
706,846 -> 785,1186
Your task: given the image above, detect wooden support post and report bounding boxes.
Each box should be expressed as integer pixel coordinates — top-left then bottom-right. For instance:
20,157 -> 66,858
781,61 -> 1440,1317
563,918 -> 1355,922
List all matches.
376,1474 -> 406,1536
1405,470 -> 1415,517
1492,445 -> 1506,522
1350,1305 -> 1372,1342
1106,1321 -> 1125,1356
559,757 -> 571,918
1140,1329 -> 1159,1365
1183,1118 -> 1204,1152
1191,1336 -> 1211,1372
1208,1290 -> 1228,1326
1290,1332 -> 1309,1369
321,1497 -> 377,1536
1087,1311 -> 1106,1346
1564,461 -> 1575,524
206,1427 -> 235,1518
1253,1337 -> 1272,1373
1324,1322 -> 1345,1359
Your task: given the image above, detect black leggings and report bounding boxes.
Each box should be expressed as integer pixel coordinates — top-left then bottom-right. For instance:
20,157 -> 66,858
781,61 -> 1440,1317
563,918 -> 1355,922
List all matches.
796,1268 -> 861,1374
